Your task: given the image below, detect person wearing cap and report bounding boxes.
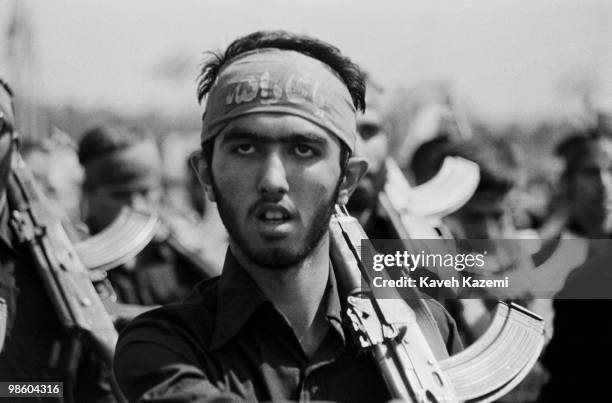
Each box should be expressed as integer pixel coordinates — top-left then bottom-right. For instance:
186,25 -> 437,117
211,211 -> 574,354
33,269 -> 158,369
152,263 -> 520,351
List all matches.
114,30 -> 462,403
0,79 -> 117,402
538,130 -> 612,402
79,124 -> 204,306
411,135 -> 552,403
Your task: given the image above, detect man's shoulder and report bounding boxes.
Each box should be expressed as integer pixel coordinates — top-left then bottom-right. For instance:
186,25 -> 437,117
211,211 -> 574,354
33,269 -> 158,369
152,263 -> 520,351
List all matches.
117,276 -> 221,350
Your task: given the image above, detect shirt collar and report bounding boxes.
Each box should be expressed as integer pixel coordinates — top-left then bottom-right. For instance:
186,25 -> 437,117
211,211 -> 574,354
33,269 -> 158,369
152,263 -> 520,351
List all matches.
209,249 -> 344,350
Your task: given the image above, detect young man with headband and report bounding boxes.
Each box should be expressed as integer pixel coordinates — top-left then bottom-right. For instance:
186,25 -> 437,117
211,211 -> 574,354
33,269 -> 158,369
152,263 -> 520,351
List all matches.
114,30 -> 462,402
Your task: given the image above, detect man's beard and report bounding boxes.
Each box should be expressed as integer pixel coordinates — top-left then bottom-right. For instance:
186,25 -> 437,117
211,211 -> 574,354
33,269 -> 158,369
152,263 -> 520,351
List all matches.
211,177 -> 340,269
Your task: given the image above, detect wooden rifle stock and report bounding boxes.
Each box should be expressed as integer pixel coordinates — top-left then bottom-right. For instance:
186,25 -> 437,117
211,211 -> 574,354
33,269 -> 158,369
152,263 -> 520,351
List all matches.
7,153 -> 127,403
329,206 -> 545,403
331,205 -> 456,402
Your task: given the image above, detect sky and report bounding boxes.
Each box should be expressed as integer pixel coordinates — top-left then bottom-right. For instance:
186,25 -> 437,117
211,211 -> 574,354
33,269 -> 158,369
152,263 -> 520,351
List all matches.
1,0 -> 611,124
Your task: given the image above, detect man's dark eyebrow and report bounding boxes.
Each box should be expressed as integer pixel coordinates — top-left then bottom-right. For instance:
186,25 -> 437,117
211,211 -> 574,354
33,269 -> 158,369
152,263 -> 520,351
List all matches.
219,128 -> 329,146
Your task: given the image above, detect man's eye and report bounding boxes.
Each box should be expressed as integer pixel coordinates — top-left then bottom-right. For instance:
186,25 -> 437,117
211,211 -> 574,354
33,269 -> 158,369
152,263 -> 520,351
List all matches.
294,145 -> 315,158
235,144 -> 256,155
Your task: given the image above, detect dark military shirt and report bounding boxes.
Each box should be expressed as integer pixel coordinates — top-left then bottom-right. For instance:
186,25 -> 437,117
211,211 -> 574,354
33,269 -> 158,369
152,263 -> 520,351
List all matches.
0,202 -> 116,403
115,250 -> 463,403
107,243 -> 198,306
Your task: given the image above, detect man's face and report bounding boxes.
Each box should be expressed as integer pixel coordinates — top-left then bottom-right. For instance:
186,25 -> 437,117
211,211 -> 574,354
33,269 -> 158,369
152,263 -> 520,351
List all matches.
84,138 -> 163,234
347,106 -> 389,213
446,190 -> 530,275
206,114 -> 344,269
567,139 -> 612,237
446,191 -> 515,239
86,180 -> 162,232
0,87 -> 15,198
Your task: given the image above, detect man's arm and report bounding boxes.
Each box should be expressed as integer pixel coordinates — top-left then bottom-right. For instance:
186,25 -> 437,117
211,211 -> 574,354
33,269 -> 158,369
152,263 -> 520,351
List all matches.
115,314 -> 242,403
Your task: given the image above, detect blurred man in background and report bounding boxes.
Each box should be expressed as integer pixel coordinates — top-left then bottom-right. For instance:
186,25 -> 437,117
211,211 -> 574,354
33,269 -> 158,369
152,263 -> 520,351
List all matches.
539,130 -> 612,402
21,129 -> 84,232
0,78 -> 117,403
411,135 -> 552,403
79,124 -> 162,234
78,124 -> 207,305
346,73 -> 395,238
554,131 -> 612,238
413,136 -> 525,240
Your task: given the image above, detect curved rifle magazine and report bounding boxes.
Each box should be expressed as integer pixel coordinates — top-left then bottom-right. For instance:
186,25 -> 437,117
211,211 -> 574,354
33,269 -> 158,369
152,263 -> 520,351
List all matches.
439,302 -> 545,403
384,156 -> 480,219
74,208 -> 159,272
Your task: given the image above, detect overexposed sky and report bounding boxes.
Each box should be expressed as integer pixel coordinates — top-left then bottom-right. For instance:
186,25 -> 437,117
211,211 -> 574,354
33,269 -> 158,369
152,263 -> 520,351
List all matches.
2,0 -> 611,123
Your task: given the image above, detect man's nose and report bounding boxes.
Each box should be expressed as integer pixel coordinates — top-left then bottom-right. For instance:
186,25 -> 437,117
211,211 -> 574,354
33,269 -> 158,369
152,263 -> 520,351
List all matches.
257,151 -> 289,199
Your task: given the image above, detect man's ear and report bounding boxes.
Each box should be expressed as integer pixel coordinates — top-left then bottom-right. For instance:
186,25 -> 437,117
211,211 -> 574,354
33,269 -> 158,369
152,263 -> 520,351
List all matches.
190,151 -> 216,202
337,157 -> 369,206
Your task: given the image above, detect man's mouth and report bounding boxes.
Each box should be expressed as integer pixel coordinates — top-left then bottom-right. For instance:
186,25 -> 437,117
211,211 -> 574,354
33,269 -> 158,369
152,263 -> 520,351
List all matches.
250,204 -> 296,239
259,209 -> 290,223
253,204 -> 294,225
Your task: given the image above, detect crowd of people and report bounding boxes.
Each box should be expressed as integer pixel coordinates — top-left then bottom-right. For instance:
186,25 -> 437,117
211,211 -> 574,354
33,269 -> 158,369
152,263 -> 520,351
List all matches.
1,29 -> 611,402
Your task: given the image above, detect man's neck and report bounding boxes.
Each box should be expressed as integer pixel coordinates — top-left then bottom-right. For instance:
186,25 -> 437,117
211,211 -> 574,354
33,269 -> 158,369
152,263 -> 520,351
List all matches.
230,235 -> 331,357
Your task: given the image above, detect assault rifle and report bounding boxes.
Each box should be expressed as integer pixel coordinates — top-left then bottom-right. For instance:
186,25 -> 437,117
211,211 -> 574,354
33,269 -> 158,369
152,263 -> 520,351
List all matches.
376,156 -> 479,296
74,207 -> 159,272
156,207 -> 222,279
7,153 -> 127,403
77,203 -> 220,280
330,206 -> 545,403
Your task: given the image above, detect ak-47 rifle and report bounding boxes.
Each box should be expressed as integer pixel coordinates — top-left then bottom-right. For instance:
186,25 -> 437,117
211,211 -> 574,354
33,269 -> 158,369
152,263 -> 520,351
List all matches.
7,152 -> 127,403
156,207 -> 222,279
76,202 -> 220,280
330,206 -> 545,403
375,156 -> 479,297
74,207 -> 159,272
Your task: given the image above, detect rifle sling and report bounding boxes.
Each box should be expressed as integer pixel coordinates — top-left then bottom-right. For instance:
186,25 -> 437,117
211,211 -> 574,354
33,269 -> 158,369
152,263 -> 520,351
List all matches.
404,294 -> 450,360
335,213 -> 450,360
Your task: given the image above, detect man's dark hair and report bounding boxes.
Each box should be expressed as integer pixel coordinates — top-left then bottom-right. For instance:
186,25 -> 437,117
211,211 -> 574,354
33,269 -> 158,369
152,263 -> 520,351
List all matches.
78,124 -> 155,166
197,30 -> 363,173
197,30 -> 365,112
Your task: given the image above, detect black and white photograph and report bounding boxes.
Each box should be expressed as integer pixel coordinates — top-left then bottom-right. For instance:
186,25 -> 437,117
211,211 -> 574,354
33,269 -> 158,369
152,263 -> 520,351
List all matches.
1,1 -> 612,402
